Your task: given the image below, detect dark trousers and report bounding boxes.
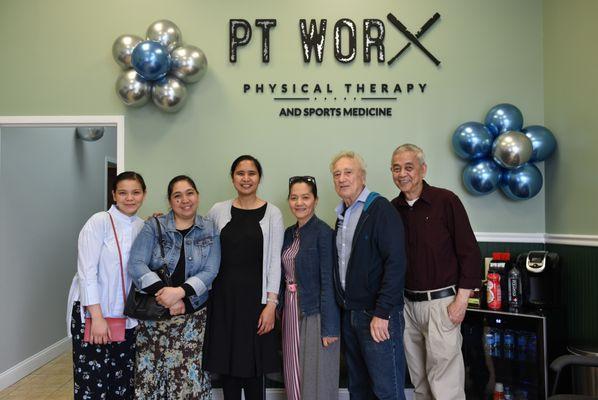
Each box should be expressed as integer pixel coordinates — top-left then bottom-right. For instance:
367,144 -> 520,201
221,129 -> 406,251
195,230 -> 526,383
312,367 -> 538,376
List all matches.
71,302 -> 136,400
220,374 -> 265,400
341,307 -> 407,400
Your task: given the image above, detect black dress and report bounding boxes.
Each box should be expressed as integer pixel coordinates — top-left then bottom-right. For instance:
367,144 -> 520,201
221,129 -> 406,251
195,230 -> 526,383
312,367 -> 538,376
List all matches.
204,204 -> 279,377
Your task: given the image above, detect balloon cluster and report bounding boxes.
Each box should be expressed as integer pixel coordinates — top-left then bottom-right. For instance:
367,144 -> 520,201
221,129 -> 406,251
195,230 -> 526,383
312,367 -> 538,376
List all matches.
112,20 -> 208,113
452,104 -> 556,200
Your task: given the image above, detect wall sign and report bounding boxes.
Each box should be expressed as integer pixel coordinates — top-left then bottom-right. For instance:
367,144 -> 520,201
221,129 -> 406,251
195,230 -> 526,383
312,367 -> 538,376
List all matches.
228,13 -> 441,118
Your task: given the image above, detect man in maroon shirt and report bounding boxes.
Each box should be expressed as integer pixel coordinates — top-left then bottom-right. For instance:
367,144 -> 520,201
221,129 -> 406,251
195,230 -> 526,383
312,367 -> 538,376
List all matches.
390,144 -> 482,400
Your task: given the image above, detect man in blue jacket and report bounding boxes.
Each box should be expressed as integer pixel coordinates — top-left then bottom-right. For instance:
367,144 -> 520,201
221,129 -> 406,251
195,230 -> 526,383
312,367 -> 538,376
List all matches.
330,151 -> 407,400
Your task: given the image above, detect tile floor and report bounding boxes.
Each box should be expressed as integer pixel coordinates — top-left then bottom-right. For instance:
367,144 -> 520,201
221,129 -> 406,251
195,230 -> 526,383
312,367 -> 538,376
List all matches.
0,351 -> 73,400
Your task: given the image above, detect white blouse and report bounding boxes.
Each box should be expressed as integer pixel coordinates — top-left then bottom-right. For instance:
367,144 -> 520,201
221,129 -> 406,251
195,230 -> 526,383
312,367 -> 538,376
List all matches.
66,205 -> 144,335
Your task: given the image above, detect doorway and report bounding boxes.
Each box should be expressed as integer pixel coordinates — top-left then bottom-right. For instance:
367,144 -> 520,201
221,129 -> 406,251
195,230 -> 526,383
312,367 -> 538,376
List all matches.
0,116 -> 124,390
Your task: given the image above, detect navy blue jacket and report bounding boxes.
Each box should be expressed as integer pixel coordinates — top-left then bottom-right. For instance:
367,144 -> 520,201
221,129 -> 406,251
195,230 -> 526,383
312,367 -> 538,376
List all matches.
280,215 -> 340,337
333,192 -> 406,319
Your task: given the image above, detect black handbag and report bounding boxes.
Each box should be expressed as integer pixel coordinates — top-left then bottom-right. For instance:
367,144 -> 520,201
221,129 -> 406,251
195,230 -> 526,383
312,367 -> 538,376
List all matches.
124,217 -> 172,320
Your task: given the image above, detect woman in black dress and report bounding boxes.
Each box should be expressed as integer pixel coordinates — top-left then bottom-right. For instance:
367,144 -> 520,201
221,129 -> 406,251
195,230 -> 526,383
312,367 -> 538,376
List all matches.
205,155 -> 284,400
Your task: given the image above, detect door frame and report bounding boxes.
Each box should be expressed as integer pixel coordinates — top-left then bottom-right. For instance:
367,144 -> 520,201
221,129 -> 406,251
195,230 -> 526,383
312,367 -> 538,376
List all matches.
0,115 -> 124,390
0,115 -> 125,172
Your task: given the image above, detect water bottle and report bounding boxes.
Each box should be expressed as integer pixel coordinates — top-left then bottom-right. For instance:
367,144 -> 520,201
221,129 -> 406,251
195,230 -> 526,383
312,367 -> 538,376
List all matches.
528,333 -> 537,362
493,382 -> 504,400
487,272 -> 502,310
503,385 -> 513,400
484,332 -> 495,356
516,332 -> 527,361
516,388 -> 528,400
508,265 -> 522,310
504,331 -> 515,360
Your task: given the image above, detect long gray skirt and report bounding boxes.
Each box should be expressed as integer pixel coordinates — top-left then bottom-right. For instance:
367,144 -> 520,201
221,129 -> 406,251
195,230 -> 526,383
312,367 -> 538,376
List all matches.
299,313 -> 340,400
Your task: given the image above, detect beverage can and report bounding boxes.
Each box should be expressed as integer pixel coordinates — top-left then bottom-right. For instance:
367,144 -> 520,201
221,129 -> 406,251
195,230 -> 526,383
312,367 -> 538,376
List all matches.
487,272 -> 502,310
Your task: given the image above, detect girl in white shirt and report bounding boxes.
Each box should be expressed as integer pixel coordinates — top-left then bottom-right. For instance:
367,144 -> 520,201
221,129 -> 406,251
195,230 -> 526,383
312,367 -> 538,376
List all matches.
66,171 -> 146,400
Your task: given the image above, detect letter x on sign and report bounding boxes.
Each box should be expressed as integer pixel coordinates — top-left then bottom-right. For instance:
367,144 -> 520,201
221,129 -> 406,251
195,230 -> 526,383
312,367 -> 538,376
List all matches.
386,12 -> 441,66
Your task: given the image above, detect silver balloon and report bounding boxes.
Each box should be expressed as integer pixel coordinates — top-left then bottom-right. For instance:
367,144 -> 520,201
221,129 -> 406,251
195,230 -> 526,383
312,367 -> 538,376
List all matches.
112,34 -> 143,69
115,69 -> 151,107
170,45 -> 208,83
76,127 -> 104,142
146,20 -> 182,53
152,76 -> 187,113
492,131 -> 533,169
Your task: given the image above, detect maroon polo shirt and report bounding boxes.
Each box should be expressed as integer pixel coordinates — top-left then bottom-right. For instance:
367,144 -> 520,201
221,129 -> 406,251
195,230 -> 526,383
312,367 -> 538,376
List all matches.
391,181 -> 482,291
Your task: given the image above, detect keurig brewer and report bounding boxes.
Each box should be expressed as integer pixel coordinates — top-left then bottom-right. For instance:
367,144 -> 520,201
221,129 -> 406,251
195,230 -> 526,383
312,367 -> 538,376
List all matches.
518,251 -> 560,308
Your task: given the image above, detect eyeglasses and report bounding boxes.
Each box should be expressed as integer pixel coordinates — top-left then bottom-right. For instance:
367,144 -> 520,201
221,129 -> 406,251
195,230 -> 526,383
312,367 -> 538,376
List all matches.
289,176 -> 316,186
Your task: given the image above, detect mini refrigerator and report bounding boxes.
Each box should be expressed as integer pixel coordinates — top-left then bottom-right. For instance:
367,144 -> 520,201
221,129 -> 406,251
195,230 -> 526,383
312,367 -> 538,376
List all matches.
462,308 -> 548,399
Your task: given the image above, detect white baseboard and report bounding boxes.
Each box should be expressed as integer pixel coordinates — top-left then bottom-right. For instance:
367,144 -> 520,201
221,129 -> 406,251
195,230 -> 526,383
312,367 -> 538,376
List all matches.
475,232 -> 545,243
0,342 -> 415,399
0,337 -> 71,390
475,232 -> 598,247
544,233 -> 598,247
213,388 -> 413,399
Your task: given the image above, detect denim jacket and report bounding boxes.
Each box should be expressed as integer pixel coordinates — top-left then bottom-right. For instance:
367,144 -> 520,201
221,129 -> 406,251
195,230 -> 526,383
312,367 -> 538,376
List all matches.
128,211 -> 221,310
280,215 -> 340,337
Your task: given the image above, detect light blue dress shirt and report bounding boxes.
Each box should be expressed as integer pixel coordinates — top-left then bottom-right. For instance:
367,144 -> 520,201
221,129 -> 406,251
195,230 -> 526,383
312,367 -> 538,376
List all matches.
335,187 -> 371,290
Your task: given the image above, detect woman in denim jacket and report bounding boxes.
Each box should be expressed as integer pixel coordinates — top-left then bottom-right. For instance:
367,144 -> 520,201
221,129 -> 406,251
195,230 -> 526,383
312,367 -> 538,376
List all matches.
128,175 -> 220,400
280,176 -> 340,400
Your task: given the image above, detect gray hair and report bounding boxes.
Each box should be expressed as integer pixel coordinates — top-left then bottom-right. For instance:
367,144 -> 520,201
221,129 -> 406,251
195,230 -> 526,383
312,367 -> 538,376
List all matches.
330,151 -> 367,177
391,143 -> 426,166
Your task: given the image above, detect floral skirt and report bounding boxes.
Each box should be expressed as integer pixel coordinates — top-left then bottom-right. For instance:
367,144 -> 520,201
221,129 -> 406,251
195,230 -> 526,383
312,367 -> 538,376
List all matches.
71,302 -> 136,400
135,309 -> 212,399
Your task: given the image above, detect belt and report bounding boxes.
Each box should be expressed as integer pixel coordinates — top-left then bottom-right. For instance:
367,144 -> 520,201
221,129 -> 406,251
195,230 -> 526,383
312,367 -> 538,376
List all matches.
404,286 -> 456,302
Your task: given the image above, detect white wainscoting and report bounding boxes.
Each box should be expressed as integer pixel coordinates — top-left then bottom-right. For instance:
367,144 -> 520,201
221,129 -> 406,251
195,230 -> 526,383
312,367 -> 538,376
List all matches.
476,232 -> 598,247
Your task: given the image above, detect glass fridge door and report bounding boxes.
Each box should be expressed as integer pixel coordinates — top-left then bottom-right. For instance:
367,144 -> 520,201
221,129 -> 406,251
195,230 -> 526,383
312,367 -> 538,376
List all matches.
462,310 -> 546,400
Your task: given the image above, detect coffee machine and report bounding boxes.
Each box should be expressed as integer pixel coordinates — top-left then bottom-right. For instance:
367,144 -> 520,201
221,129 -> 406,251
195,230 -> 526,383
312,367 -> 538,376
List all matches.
517,251 -> 560,308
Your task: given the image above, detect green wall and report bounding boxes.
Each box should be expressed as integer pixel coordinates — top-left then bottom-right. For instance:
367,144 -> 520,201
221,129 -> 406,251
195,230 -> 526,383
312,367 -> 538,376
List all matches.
0,0 -> 546,232
543,0 -> 598,345
544,0 -> 598,235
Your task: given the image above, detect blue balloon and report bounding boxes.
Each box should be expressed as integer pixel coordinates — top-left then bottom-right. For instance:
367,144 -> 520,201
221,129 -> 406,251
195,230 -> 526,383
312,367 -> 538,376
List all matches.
452,122 -> 493,160
131,40 -> 171,81
500,163 -> 543,200
484,103 -> 524,136
522,125 -> 557,162
462,159 -> 502,196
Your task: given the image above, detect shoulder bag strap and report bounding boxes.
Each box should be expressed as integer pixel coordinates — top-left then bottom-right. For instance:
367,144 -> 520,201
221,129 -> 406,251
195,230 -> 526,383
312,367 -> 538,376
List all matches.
153,216 -> 166,259
107,212 -> 127,305
153,217 -> 171,285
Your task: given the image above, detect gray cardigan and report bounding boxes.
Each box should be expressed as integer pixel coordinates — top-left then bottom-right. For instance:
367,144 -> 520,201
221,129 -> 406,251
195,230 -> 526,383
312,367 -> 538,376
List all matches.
207,199 -> 284,304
